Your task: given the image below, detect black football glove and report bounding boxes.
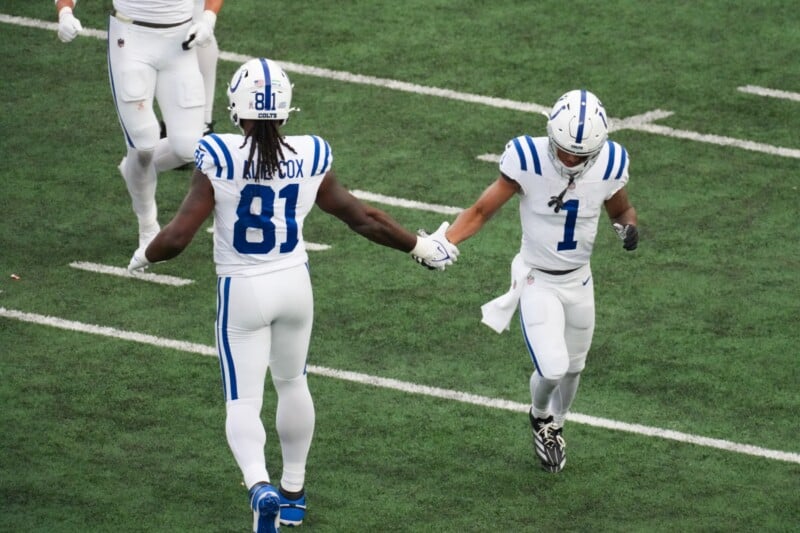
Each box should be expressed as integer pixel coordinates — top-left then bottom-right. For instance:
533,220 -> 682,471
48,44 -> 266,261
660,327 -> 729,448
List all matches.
613,223 -> 639,251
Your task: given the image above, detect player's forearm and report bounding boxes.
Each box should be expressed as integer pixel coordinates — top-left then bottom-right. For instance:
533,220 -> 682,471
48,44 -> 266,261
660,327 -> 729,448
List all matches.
203,0 -> 224,14
144,229 -> 192,263
610,206 -> 637,227
445,208 -> 486,245
55,0 -> 75,13
347,208 -> 417,252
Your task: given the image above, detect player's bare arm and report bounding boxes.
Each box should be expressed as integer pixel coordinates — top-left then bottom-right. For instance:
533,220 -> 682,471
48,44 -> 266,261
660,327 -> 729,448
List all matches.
446,173 -> 520,245
605,187 -> 639,251
204,0 -> 224,13
315,171 -> 418,252
604,187 -> 637,227
146,170 -> 215,262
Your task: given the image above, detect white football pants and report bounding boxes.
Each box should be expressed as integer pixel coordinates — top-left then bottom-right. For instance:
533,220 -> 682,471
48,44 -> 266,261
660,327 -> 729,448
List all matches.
216,264 -> 316,492
108,15 -> 205,231
519,263 -> 595,426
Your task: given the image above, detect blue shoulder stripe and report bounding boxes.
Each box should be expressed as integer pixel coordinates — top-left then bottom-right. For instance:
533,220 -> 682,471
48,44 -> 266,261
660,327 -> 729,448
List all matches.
602,141 -> 616,180
209,134 -> 235,180
320,138 -> 331,174
524,135 -> 542,175
512,137 -> 527,171
602,141 -> 629,180
198,138 -> 223,178
308,135 -> 320,176
511,136 -> 542,175
615,146 -> 628,180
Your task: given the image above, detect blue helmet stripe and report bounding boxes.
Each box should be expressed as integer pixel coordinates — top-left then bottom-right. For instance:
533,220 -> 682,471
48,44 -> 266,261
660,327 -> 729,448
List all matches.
575,89 -> 588,143
259,58 -> 273,110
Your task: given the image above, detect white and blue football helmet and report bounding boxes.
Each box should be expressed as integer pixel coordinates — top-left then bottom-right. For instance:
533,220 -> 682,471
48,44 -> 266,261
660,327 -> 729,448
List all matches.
546,89 -> 608,179
227,58 -> 295,128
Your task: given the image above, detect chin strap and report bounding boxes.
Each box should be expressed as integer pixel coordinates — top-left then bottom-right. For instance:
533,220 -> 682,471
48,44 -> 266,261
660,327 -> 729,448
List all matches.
547,176 -> 575,213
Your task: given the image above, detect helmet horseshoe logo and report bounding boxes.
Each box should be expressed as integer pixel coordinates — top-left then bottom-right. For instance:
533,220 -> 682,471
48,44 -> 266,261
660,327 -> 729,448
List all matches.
230,69 -> 246,93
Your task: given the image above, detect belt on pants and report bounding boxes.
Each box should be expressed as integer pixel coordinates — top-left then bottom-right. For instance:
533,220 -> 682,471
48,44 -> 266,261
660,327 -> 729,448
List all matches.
535,267 -> 580,276
113,11 -> 192,29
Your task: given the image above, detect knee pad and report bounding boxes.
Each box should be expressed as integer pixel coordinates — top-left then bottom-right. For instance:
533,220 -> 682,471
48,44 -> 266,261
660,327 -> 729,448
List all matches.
272,373 -> 309,392
116,69 -> 160,150
567,353 -> 587,374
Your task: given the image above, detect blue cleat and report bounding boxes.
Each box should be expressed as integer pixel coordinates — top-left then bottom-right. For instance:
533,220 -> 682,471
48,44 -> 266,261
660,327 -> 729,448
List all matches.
249,482 -> 281,533
278,486 -> 306,527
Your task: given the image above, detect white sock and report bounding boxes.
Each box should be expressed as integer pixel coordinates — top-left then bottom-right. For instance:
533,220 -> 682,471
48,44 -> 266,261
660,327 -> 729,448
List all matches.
530,372 -> 560,419
550,372 -> 581,428
121,148 -> 158,231
226,398 -> 270,489
274,374 -> 315,492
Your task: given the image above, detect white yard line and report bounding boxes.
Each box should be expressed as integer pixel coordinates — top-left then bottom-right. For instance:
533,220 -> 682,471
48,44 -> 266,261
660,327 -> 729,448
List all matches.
2,306 -> 798,466
69,261 -> 194,286
351,190 -> 462,215
738,85 -> 800,102
2,13 -> 799,159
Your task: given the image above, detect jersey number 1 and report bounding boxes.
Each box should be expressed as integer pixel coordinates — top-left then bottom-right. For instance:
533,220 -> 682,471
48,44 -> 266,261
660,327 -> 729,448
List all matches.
556,199 -> 579,251
233,183 -> 299,254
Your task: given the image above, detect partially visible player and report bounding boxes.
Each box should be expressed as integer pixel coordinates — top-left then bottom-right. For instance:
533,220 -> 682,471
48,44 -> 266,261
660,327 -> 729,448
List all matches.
161,0 -> 219,140
439,89 -> 638,473
194,0 -> 219,136
55,0 -> 224,252
128,58 -> 458,532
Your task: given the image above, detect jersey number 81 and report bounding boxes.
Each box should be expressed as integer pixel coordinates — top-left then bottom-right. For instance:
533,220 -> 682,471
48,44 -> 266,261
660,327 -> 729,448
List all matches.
233,183 -> 299,254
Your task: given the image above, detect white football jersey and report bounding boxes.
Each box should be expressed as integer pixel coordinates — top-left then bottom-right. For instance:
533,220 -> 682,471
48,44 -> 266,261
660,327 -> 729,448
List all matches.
499,136 -> 629,270
113,0 -> 195,25
196,133 -> 333,276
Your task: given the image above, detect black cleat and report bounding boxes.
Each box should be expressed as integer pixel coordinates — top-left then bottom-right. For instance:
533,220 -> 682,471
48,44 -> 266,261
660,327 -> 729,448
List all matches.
529,411 -> 566,473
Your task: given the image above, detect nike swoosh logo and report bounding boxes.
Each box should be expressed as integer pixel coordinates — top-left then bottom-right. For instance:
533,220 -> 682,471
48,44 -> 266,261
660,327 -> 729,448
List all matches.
582,276 -> 592,286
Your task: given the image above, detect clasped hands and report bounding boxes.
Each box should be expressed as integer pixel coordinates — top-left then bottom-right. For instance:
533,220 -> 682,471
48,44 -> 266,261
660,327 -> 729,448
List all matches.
410,221 -> 460,271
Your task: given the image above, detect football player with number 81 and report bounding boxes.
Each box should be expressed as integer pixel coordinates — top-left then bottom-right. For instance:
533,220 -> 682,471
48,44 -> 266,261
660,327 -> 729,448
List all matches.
128,58 -> 458,533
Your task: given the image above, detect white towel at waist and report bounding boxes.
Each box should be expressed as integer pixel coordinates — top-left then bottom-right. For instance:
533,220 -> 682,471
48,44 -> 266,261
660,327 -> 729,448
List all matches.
480,253 -> 530,334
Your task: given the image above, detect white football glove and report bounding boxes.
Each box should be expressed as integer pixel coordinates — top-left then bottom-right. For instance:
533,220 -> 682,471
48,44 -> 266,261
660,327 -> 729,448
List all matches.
57,7 -> 83,43
183,10 -> 217,49
410,221 -> 460,271
127,247 -> 151,273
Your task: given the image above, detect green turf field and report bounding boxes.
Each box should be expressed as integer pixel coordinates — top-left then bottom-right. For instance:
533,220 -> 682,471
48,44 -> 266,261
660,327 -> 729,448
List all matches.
1,2 -> 799,531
